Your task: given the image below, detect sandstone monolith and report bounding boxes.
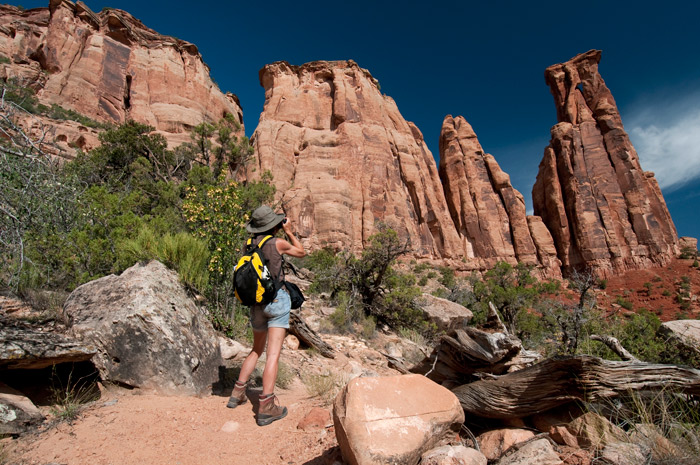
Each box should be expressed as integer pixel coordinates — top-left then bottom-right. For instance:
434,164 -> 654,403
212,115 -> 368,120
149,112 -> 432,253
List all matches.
439,115 -> 561,278
250,60 -> 465,260
532,50 -> 678,276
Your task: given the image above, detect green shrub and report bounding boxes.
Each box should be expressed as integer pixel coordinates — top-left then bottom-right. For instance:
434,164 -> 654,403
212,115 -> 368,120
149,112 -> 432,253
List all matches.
0,55 -> 10,64
413,263 -> 431,274
438,266 -> 456,289
615,296 -> 634,310
418,275 -> 428,286
680,246 -> 698,259
123,226 -> 210,291
662,289 -> 672,296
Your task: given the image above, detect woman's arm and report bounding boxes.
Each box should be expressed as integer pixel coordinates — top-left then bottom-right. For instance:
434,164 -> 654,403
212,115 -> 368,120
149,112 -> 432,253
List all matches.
276,219 -> 306,258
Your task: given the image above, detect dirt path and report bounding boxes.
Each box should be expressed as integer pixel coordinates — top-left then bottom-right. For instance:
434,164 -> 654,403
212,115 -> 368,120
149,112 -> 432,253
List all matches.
5,379 -> 339,465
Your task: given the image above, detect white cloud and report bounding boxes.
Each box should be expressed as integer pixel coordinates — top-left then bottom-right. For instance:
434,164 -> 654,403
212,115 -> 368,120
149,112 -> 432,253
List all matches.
626,93 -> 700,191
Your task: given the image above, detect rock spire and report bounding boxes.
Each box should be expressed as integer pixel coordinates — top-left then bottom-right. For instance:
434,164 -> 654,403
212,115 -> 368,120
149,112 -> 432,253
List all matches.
532,50 -> 678,276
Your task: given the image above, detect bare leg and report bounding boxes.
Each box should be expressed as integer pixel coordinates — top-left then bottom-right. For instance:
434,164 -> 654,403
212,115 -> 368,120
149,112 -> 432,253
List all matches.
261,327 -> 286,395
238,329 -> 267,383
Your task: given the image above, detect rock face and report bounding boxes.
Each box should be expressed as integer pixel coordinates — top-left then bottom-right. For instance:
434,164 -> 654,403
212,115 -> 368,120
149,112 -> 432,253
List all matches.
0,1 -> 242,151
439,115 -> 561,278
333,373 -> 464,465
250,60 -> 464,260
63,260 -> 222,396
532,50 -> 678,276
0,382 -> 45,435
0,325 -> 96,370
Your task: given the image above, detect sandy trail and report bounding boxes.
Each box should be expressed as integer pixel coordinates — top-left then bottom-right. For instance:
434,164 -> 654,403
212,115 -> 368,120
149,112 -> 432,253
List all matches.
6,379 -> 338,465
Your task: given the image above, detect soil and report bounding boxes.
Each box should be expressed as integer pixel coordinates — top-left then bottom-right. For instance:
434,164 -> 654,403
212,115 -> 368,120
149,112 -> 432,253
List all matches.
595,258 -> 700,322
3,381 -> 342,465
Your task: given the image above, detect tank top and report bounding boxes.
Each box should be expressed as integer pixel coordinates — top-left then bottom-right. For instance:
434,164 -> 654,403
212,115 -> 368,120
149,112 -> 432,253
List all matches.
253,235 -> 284,285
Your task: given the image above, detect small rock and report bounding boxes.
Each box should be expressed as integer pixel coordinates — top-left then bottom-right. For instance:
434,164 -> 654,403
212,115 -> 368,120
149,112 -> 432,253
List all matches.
422,445 -> 487,465
220,421 -> 240,433
297,407 -> 331,431
477,428 -> 535,461
284,335 -> 300,350
219,337 -> 248,360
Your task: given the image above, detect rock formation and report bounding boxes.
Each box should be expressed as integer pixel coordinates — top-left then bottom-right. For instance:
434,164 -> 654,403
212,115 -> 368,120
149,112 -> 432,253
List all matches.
0,1 -> 242,152
249,60 -> 465,259
532,50 -> 678,276
439,115 -> 561,277
63,260 -> 222,396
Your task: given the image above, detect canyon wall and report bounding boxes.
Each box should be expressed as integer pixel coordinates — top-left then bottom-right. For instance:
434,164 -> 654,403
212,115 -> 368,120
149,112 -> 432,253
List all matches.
0,0 -> 242,153
532,50 -> 678,276
249,60 -> 465,260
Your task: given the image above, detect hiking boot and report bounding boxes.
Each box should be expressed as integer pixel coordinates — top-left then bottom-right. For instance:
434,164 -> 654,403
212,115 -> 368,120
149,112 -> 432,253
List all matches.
256,394 -> 287,426
226,381 -> 247,408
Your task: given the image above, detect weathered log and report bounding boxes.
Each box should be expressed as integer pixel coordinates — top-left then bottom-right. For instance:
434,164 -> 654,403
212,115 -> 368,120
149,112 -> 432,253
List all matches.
590,334 -> 639,362
288,311 -> 335,359
453,355 -> 700,419
411,327 -> 522,384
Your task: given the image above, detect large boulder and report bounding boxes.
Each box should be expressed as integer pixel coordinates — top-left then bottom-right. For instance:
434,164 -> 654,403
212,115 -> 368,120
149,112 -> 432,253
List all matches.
659,320 -> 700,359
0,382 -> 45,435
333,373 -> 464,465
63,260 -> 222,396
418,294 -> 472,331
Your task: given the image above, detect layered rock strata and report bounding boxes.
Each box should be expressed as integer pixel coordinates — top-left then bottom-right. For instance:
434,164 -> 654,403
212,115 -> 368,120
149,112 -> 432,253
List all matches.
0,1 -> 242,151
250,60 -> 465,259
439,115 -> 561,277
533,50 -> 678,276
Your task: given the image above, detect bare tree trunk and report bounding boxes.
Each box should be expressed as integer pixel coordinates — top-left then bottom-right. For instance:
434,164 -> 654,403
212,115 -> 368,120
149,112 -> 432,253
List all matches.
452,355 -> 700,419
288,311 -> 335,359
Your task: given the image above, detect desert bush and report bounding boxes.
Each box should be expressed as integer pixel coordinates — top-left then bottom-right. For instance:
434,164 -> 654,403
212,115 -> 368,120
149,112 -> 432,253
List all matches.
679,246 -> 698,259
615,296 -> 634,310
307,226 -> 431,335
302,370 -> 348,405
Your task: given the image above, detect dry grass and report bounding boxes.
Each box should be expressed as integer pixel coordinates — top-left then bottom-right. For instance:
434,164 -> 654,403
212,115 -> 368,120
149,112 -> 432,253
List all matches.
302,371 -> 349,405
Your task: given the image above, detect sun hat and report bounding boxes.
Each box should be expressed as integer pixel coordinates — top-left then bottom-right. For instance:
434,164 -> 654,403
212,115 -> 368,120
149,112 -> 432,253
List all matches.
246,205 -> 285,234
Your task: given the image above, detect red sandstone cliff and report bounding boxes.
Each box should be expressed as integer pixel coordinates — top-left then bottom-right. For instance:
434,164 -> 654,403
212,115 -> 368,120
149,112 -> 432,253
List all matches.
249,60 -> 465,260
532,50 -> 678,277
439,115 -> 561,277
0,0 -> 242,153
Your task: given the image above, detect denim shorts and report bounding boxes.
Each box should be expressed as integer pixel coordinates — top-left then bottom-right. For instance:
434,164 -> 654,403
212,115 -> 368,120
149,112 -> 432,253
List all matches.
250,287 -> 290,331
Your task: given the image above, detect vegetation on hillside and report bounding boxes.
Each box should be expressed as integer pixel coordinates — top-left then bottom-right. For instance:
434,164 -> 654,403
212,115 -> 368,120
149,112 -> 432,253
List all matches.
0,83 -> 268,339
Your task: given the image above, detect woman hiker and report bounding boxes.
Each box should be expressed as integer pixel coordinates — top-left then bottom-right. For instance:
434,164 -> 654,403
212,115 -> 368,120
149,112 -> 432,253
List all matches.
227,205 -> 306,426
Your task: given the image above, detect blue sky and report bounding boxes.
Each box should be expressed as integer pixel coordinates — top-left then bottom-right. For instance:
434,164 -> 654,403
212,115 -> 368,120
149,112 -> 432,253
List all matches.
16,0 -> 700,241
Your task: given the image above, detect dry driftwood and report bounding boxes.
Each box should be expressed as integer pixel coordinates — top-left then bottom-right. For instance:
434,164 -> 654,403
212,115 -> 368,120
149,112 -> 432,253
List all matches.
590,334 -> 639,362
453,355 -> 700,419
288,311 -> 335,359
411,327 -> 523,385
